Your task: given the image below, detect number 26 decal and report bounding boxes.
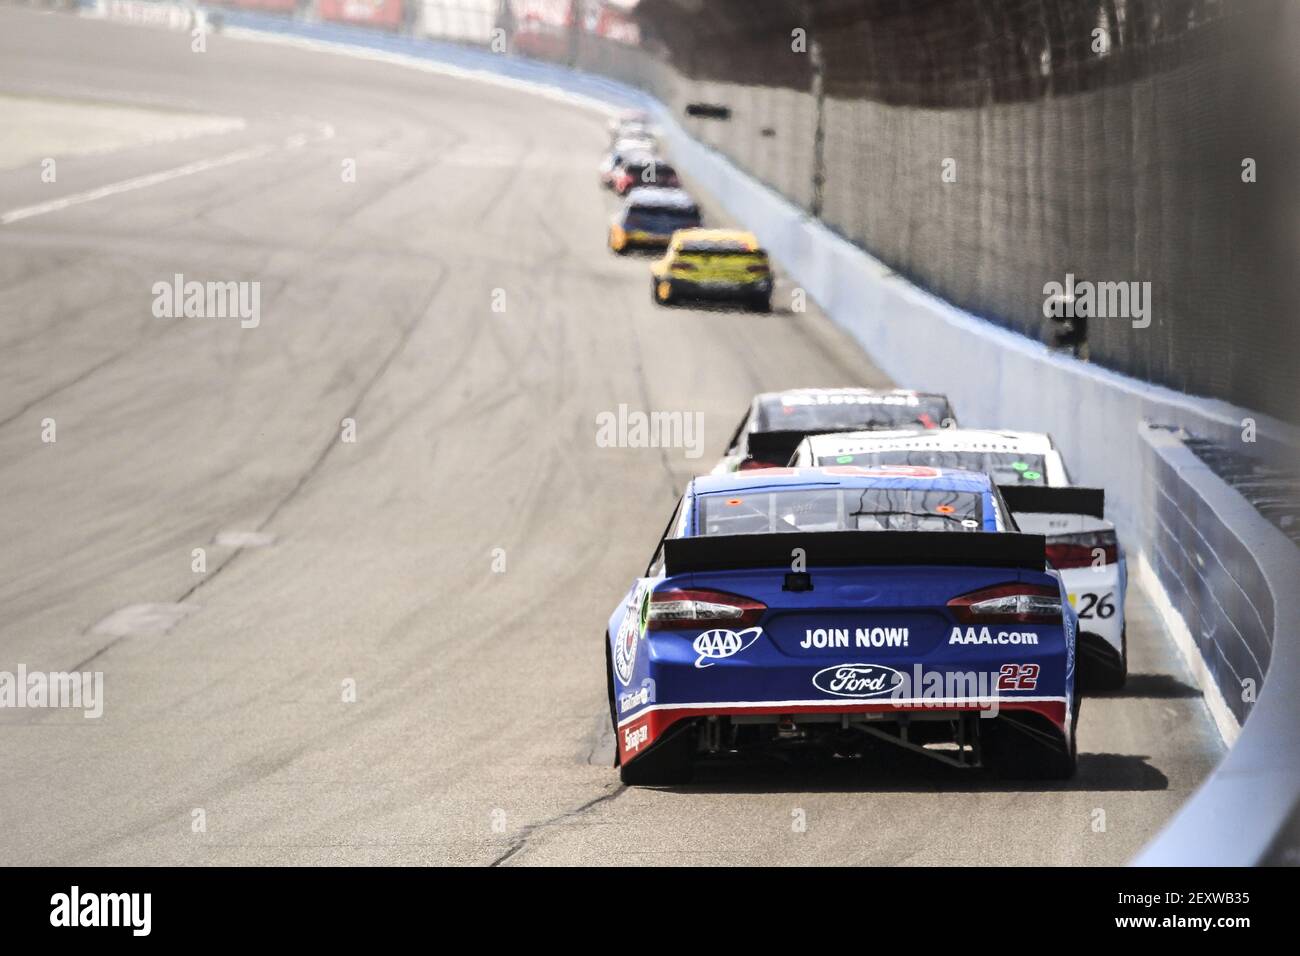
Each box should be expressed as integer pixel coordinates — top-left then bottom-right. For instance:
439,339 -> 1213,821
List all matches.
1077,592 -> 1116,619
998,663 -> 1040,691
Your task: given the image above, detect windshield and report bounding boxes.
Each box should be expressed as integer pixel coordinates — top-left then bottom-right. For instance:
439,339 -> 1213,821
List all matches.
698,487 -> 985,535
821,450 -> 1049,485
759,394 -> 950,431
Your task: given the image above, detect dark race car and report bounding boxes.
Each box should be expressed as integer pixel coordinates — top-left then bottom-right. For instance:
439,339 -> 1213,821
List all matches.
714,387 -> 959,472
611,157 -> 680,196
609,187 -> 702,253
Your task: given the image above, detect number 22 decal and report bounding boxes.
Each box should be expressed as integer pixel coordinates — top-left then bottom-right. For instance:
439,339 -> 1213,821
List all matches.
998,663 -> 1040,691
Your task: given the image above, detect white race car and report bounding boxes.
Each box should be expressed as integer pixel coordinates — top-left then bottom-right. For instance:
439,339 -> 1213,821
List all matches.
599,137 -> 657,189
607,110 -> 654,145
791,428 -> 1128,689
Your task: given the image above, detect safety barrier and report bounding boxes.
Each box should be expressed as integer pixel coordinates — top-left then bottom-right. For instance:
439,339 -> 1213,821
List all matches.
657,80 -> 1300,865
1131,426 -> 1300,865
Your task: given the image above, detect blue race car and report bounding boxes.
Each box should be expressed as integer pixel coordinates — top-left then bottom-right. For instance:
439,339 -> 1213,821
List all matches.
605,465 -> 1080,784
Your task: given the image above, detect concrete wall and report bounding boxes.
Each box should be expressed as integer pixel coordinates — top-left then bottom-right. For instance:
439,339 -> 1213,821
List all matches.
1131,426 -> 1300,865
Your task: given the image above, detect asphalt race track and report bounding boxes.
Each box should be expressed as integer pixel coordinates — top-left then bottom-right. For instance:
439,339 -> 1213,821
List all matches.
0,7 -> 1224,865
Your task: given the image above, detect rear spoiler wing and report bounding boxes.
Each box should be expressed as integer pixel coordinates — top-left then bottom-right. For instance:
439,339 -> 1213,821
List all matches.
745,430 -> 813,466
746,426 -> 921,466
998,486 -> 1105,519
664,530 -> 1046,576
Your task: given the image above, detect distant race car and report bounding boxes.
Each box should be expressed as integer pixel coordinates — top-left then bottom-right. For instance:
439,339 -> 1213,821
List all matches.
610,156 -> 680,196
649,229 -> 772,311
714,387 -> 957,472
609,187 -> 701,253
607,109 -> 653,144
606,465 -> 1080,784
791,428 -> 1127,688
599,138 -> 655,189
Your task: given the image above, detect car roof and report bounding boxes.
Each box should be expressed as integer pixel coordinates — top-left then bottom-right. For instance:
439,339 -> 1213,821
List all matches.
757,387 -> 948,407
805,428 -> 1054,457
617,149 -> 658,165
672,228 -> 759,248
625,187 -> 696,209
622,154 -> 671,166
690,465 -> 995,497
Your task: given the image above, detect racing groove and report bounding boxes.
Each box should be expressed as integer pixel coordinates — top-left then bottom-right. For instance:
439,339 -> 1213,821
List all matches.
0,8 -> 1222,865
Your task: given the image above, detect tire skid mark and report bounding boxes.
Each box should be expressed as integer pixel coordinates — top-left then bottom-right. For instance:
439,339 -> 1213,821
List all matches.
63,262 -> 450,671
488,784 -> 627,867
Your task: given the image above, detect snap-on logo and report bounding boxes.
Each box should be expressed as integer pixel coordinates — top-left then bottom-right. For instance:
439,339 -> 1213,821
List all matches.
623,723 -> 649,753
692,627 -> 762,668
811,663 -> 903,698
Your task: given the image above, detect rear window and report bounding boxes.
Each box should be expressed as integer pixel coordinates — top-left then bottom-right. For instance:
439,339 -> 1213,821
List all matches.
680,240 -> 752,254
822,450 -> 1049,485
627,207 -> 700,230
759,393 -> 950,431
689,252 -> 767,263
698,487 -> 985,535
624,162 -> 675,181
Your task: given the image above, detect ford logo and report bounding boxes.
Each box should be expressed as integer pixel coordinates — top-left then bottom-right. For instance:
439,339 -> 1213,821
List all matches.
811,663 -> 903,698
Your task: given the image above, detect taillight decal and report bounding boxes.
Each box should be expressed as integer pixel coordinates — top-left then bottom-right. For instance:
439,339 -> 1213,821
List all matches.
646,588 -> 766,630
948,582 -> 1063,625
1045,530 -> 1118,569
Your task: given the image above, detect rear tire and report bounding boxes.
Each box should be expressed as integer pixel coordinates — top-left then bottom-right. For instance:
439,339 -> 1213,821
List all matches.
748,292 -> 772,313
982,688 -> 1078,781
605,637 -> 618,760
1079,627 -> 1127,692
618,722 -> 695,786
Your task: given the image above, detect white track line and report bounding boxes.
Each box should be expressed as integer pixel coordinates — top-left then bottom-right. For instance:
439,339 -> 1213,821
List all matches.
1,125 -> 333,226
2,143 -> 272,225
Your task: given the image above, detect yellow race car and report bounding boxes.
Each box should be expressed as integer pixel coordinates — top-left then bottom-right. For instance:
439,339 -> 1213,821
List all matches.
649,229 -> 772,312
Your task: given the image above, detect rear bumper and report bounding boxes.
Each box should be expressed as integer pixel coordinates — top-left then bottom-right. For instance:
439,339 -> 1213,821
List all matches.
663,277 -> 771,300
623,231 -> 672,247
614,620 -> 1074,765
617,695 -> 1068,765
